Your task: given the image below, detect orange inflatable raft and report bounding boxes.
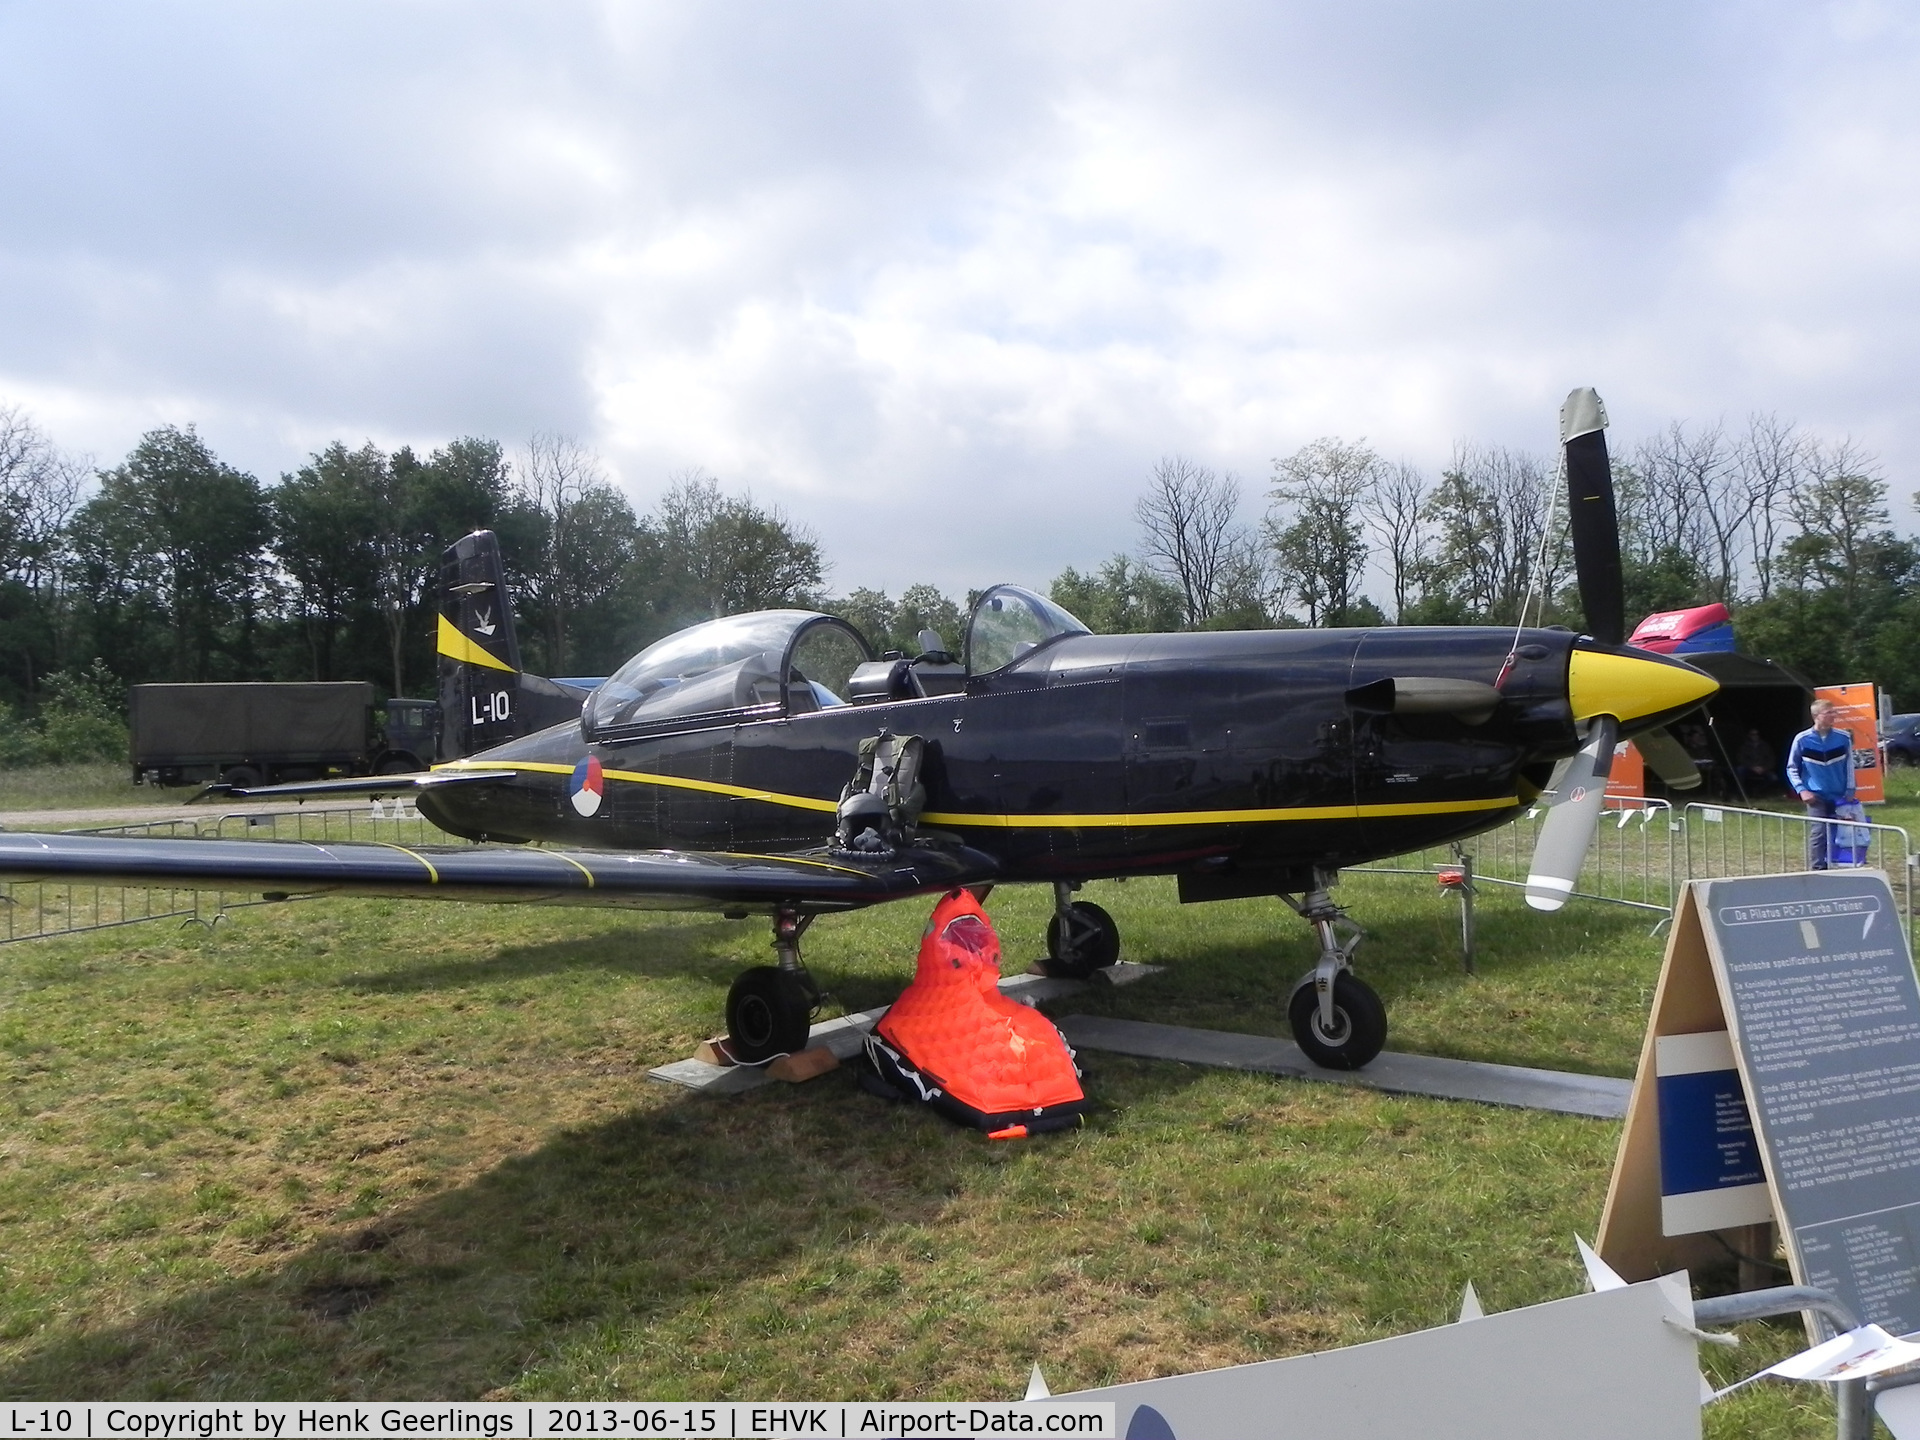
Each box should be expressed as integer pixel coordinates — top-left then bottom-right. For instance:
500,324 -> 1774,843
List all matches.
861,889 -> 1088,1136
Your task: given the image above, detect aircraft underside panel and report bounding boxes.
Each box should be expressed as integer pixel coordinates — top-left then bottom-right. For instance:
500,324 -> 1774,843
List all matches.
0,831 -> 1000,915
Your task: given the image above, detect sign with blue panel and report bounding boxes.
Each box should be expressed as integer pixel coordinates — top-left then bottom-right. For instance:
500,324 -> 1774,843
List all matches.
1599,870 -> 1920,1338
1655,1030 -> 1769,1236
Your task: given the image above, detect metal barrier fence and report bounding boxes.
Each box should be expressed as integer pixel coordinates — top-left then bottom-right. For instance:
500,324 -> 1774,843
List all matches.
1,800 -> 460,945
6,795 -> 1918,948
1360,799 -> 1681,917
1359,798 -> 1920,947
1682,801 -> 1915,938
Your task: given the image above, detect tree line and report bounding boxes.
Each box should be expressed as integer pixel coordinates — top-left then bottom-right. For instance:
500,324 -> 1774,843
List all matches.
3,400 -> 1917,762
1057,418 -> 1920,707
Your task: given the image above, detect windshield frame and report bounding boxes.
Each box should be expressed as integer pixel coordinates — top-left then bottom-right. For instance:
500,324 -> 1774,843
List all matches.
583,610 -> 849,742
962,584 -> 1091,677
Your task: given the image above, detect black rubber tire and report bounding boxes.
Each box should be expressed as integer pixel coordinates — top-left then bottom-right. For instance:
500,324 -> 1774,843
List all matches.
376,754 -> 423,775
726,966 -> 813,1064
1288,972 -> 1388,1071
221,765 -> 263,790
1045,900 -> 1121,978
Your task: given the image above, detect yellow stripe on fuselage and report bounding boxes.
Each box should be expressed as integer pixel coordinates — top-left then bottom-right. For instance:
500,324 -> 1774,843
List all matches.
429,760 -> 1519,828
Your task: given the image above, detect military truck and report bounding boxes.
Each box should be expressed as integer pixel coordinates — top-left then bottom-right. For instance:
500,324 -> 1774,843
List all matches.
130,682 -> 439,788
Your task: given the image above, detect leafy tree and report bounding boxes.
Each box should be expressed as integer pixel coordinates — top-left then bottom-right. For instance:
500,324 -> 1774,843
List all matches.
71,427 -> 269,682
1418,444 -> 1565,626
0,404 -> 87,701
894,584 -> 965,654
1268,438 -> 1377,626
1051,555 -> 1186,634
0,658 -> 127,768
643,472 -> 826,633
829,587 -> 897,653
1734,450 -> 1920,693
34,659 -> 127,763
504,435 -> 641,676
271,442 -> 382,681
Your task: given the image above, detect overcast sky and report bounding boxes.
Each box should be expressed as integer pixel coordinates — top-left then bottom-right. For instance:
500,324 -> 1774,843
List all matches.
3,2 -> 1917,601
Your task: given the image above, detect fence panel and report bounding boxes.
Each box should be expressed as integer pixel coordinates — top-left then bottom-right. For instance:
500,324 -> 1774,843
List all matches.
1,799 -> 464,945
1357,799 -> 1680,916
1682,801 -> 1916,941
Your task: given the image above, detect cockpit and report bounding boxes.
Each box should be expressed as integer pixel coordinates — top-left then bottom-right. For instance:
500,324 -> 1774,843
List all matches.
582,585 -> 1089,740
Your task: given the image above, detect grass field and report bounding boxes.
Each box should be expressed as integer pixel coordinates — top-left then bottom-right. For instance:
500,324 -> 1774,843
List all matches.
0,763 -> 146,812
9,765 -> 1920,1427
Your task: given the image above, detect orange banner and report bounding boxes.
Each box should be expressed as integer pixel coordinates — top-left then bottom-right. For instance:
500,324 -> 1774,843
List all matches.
1815,683 -> 1884,804
1606,739 -> 1646,803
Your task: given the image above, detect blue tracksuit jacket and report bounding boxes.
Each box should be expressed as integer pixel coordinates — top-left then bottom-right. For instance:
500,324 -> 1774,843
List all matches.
1785,726 -> 1856,799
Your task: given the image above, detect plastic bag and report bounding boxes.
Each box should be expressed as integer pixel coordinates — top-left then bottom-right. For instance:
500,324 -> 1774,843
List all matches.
1832,799 -> 1871,866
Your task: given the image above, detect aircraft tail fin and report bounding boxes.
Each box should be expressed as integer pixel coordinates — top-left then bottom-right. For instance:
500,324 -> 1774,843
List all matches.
436,530 -> 591,759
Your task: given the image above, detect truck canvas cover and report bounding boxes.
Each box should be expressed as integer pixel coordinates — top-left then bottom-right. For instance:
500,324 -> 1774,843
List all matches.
131,682 -> 374,762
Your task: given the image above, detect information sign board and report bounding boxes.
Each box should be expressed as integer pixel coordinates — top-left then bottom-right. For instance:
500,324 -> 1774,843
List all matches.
1600,870 -> 1920,1336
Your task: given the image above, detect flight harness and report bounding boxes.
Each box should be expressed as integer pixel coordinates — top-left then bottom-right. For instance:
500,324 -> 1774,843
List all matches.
860,889 -> 1089,1137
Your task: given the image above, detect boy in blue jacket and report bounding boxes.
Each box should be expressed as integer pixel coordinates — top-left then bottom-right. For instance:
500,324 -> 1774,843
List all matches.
1785,699 -> 1857,869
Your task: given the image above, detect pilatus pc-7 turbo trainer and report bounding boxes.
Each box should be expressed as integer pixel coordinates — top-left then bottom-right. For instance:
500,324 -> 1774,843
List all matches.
0,390 -> 1715,1071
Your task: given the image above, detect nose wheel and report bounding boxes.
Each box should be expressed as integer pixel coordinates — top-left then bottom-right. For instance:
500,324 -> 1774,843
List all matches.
1282,880 -> 1387,1070
1045,882 -> 1121,978
1287,971 -> 1387,1070
725,910 -> 821,1064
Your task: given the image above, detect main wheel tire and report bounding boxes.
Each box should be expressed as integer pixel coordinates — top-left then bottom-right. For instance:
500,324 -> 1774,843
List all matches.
221,765 -> 263,790
726,966 -> 813,1064
1288,972 -> 1388,1070
1045,900 -> 1121,978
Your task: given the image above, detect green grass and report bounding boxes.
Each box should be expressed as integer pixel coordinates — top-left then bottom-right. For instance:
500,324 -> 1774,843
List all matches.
0,872 -> 1847,1432
0,763 -> 147,812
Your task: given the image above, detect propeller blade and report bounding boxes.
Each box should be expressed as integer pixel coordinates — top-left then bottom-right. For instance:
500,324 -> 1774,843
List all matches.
1633,725 -> 1703,791
1526,715 -> 1619,911
1562,387 -> 1625,647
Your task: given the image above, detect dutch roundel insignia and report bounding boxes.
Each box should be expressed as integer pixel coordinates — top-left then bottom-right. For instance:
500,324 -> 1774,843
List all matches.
569,755 -> 605,817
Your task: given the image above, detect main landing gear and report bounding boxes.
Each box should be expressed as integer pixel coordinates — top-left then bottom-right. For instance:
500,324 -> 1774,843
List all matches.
1282,877 -> 1387,1070
1045,881 -> 1121,978
725,909 -> 822,1064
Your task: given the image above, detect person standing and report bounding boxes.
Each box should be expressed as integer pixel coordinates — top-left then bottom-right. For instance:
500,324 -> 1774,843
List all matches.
1786,699 -> 1857,870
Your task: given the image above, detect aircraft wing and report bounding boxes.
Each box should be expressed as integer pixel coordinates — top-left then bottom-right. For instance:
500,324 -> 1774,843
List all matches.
0,830 -> 999,914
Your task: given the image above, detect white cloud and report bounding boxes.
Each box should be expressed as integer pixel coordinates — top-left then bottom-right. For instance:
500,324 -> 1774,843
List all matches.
1,0 -> 1917,599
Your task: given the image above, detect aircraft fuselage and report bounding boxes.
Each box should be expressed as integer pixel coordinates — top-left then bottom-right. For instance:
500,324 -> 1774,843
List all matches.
420,625 -> 1596,891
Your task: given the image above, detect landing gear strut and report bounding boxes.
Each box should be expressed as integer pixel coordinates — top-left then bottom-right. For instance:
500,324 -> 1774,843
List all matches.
1045,881 -> 1121,978
1282,876 -> 1387,1070
725,909 -> 821,1063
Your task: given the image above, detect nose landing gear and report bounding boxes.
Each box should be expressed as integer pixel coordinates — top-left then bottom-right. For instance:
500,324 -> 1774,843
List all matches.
725,909 -> 822,1064
1282,878 -> 1387,1070
1044,881 -> 1121,978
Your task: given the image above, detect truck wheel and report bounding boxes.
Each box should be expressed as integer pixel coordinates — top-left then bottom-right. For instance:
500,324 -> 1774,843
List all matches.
221,766 -> 263,790
376,754 -> 422,775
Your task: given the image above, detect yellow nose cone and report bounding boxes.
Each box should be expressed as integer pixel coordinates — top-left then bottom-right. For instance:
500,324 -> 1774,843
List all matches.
1567,647 -> 1718,724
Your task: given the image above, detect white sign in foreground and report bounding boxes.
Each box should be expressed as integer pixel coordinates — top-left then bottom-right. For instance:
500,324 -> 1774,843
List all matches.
0,1405 -> 1111,1439
1061,1274 -> 1701,1440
